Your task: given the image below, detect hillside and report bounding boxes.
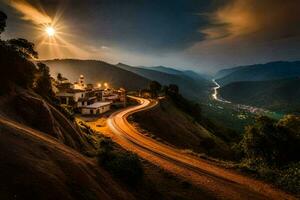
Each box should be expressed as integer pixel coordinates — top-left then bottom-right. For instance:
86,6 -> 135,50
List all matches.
44,59 -> 150,90
117,63 -> 213,100
0,116 -> 133,200
216,61 -> 300,86
131,98 -> 234,159
219,78 -> 300,113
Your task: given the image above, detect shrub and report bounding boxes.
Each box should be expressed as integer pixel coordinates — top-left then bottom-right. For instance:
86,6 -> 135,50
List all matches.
240,116 -> 300,166
98,138 -> 143,185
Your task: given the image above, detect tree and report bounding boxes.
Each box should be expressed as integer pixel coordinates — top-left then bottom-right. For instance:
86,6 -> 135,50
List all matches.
168,84 -> 179,95
149,81 -> 161,98
7,38 -> 38,59
57,73 -> 63,81
0,11 -> 7,35
241,116 -> 300,165
35,62 -> 54,98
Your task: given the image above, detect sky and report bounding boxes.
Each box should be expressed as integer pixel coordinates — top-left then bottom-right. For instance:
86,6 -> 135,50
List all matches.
1,0 -> 300,73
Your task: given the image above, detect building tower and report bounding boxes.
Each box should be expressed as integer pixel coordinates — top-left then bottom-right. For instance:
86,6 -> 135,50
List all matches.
79,75 -> 85,88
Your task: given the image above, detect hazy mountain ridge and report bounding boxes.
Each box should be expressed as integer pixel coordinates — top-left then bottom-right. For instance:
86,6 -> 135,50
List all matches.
117,63 -> 213,100
145,66 -> 212,80
44,59 -> 150,90
215,61 -> 300,86
219,77 -> 300,113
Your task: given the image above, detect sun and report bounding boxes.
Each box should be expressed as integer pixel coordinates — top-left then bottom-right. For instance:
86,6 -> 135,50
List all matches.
45,26 -> 55,37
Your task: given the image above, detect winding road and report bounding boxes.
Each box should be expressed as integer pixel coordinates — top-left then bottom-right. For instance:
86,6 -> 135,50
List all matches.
212,79 -> 231,103
100,96 -> 295,200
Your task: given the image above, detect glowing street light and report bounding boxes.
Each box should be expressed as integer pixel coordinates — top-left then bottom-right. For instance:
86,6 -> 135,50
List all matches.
97,83 -> 101,88
104,82 -> 108,88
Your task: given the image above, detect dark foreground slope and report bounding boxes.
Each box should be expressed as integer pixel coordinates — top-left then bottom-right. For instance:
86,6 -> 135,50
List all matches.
0,116 -> 133,200
45,59 -> 150,90
216,61 -> 300,86
219,78 -> 300,113
0,90 -> 92,152
117,63 -> 213,101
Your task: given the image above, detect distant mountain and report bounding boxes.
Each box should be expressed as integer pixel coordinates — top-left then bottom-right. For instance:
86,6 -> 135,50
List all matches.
116,63 -> 213,100
145,66 -> 183,75
215,61 -> 300,86
44,59 -> 150,90
182,70 -> 212,81
219,77 -> 300,113
146,66 -> 212,80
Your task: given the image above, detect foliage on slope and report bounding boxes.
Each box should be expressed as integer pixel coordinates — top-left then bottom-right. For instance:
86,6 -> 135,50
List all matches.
219,78 -> 300,113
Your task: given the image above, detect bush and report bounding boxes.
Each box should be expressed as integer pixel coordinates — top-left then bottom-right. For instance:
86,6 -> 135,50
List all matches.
276,162 -> 300,193
97,138 -> 143,185
237,115 -> 300,194
240,116 -> 300,166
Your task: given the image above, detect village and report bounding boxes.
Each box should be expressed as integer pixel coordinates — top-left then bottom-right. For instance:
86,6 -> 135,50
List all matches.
54,74 -> 126,116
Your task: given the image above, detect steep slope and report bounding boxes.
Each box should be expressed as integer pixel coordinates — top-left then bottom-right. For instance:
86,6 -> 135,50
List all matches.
0,89 -> 92,152
44,59 -> 150,90
131,98 -> 233,159
117,63 -> 213,100
219,77 -> 300,112
216,61 -> 300,86
0,116 -> 133,200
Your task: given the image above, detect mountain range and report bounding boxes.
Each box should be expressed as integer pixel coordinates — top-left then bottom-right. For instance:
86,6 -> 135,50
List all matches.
215,61 -> 300,86
215,61 -> 300,113
219,77 -> 300,113
45,59 -> 213,101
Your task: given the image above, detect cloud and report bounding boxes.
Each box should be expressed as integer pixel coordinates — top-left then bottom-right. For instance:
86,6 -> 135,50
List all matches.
9,0 -> 52,24
202,0 -> 300,41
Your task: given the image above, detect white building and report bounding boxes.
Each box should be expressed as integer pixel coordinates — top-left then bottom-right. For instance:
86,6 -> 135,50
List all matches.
81,102 -> 112,115
56,89 -> 86,105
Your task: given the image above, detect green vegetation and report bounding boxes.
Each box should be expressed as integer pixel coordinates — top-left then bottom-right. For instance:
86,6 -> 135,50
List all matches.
97,138 -> 143,186
34,62 -> 55,99
149,80 -> 162,98
219,78 -> 300,113
236,115 -> 300,194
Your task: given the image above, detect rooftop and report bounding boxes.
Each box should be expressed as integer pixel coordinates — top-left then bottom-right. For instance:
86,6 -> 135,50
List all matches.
85,101 -> 112,109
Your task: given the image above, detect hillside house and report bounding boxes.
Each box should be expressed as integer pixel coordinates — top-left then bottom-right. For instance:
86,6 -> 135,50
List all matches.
56,89 -> 86,105
81,102 -> 112,115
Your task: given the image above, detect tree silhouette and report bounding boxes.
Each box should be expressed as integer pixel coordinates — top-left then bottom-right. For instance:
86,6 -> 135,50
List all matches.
35,62 -> 54,98
57,73 -> 63,81
149,81 -> 161,98
0,10 -> 7,35
7,38 -> 38,59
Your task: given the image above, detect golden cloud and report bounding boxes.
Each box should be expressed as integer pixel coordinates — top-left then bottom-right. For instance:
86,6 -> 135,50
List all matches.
9,0 -> 52,24
202,0 -> 300,41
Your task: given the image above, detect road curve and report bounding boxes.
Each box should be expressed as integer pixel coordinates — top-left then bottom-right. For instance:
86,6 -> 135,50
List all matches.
212,79 -> 231,103
106,96 -> 295,200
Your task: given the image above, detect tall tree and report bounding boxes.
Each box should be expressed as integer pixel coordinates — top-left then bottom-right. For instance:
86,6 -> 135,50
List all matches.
57,73 -> 63,81
0,11 -> 7,35
149,81 -> 161,98
35,62 -> 54,98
